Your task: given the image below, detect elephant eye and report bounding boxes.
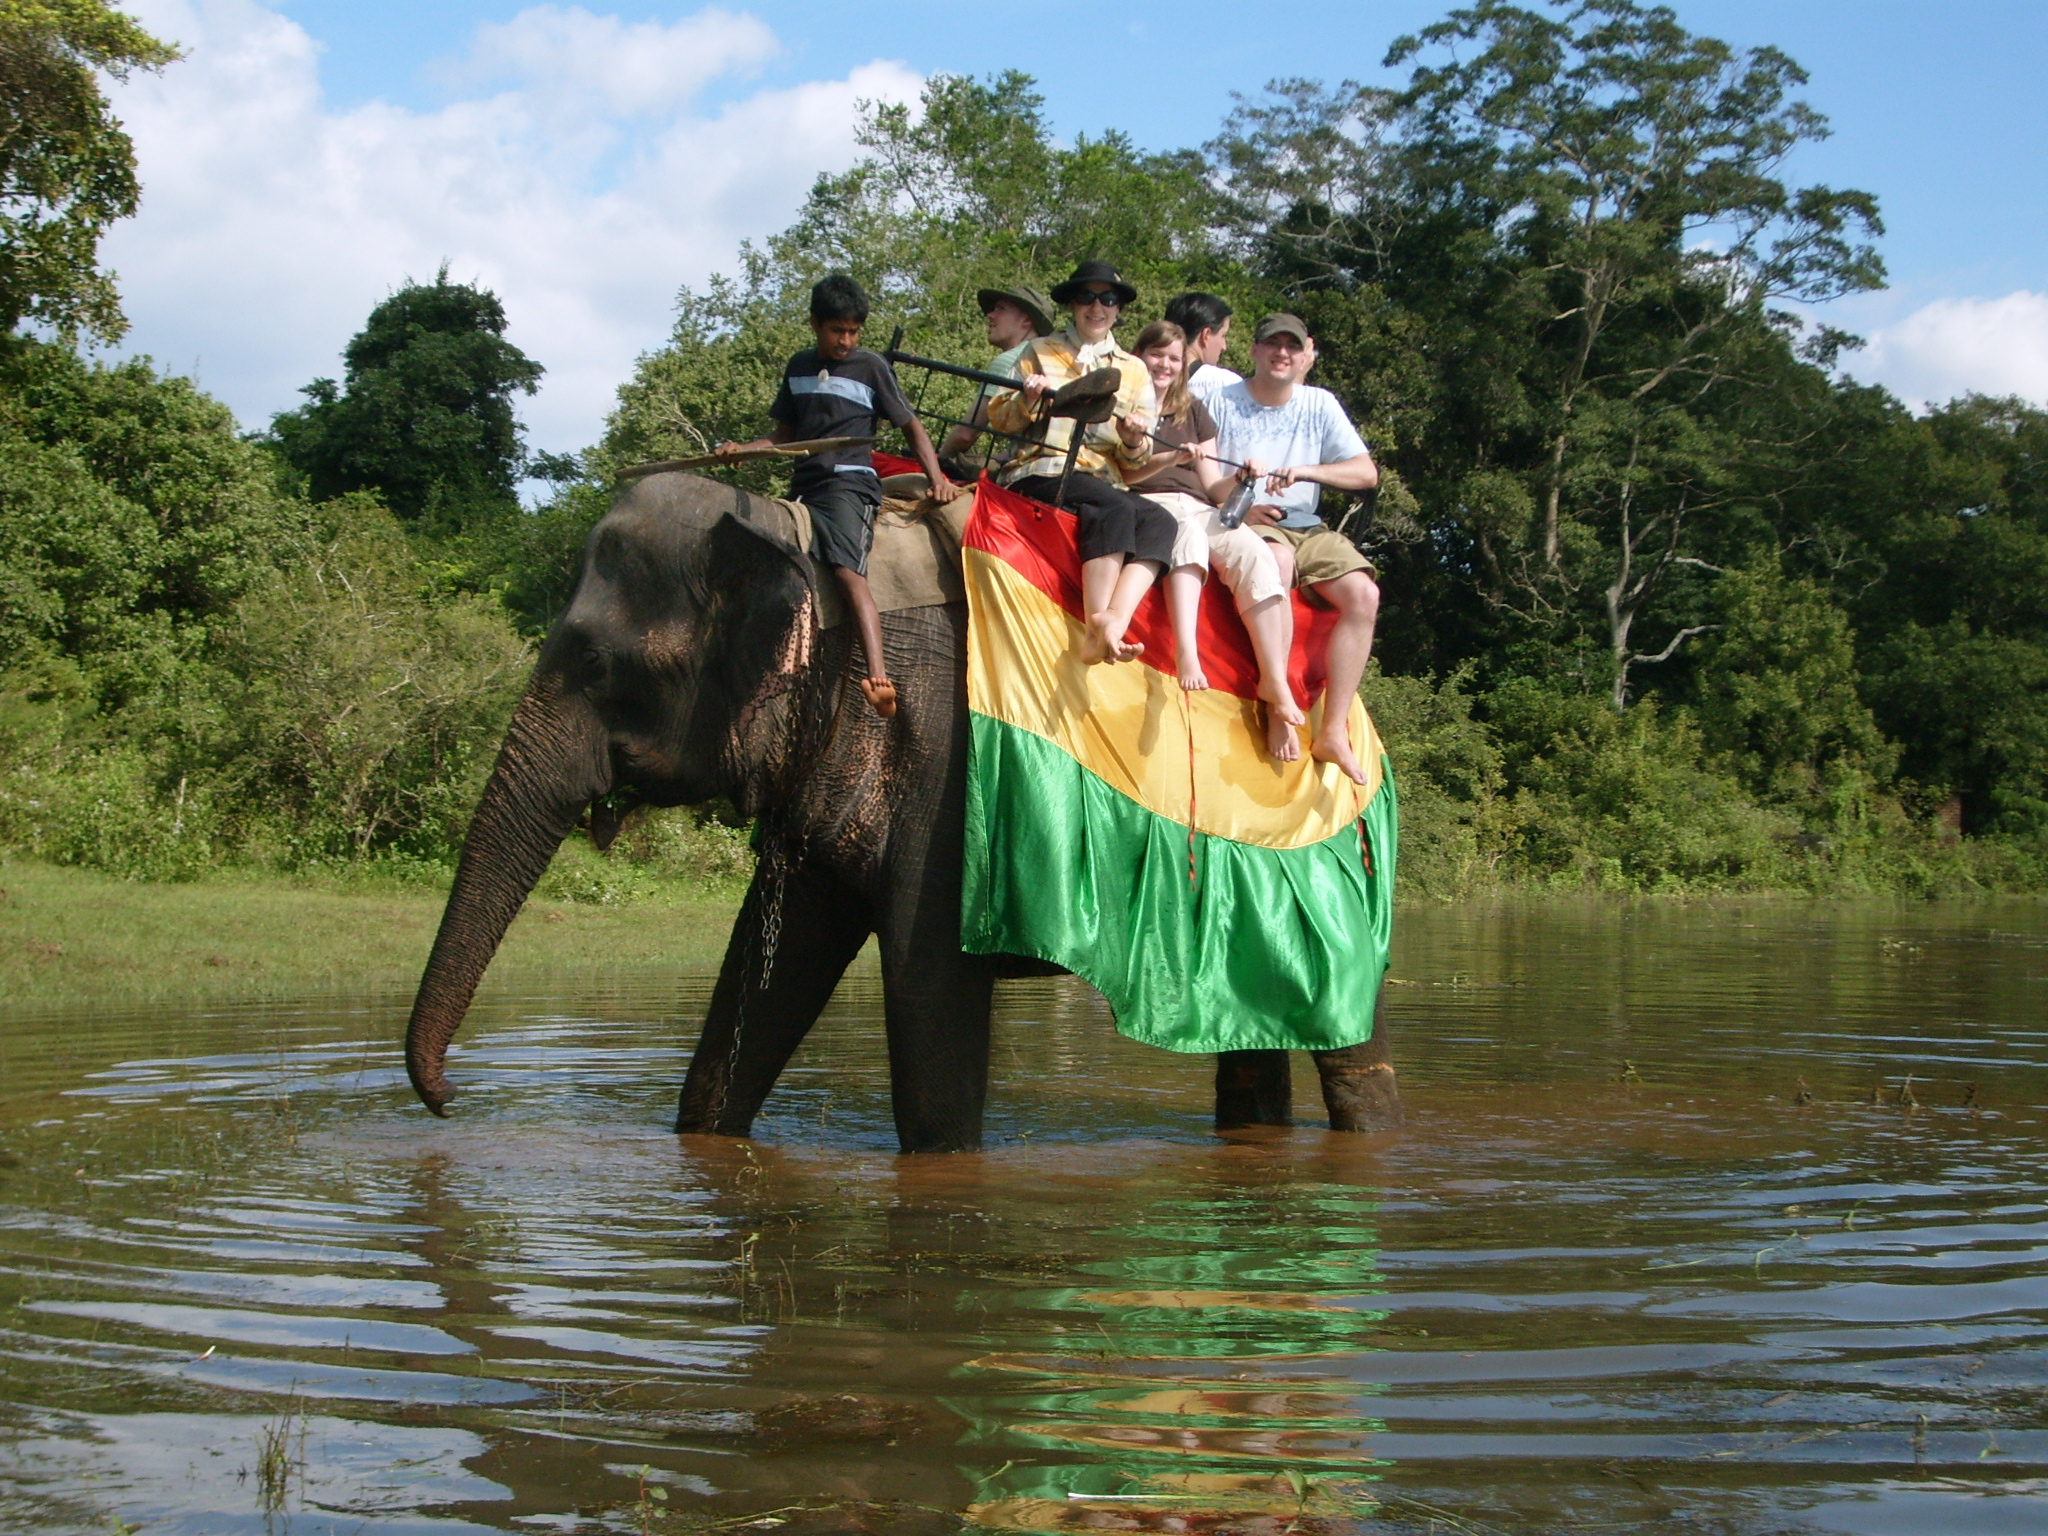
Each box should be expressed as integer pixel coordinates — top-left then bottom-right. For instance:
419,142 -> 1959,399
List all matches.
582,647 -> 605,671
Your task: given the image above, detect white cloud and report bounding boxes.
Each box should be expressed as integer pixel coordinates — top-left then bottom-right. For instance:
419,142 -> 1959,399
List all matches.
100,1 -> 919,454
1849,290 -> 2048,411
453,5 -> 780,118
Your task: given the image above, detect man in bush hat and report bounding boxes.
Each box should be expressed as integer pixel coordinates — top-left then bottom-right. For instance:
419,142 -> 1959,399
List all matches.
1210,312 -> 1383,781
988,260 -> 1176,664
941,282 -> 1056,461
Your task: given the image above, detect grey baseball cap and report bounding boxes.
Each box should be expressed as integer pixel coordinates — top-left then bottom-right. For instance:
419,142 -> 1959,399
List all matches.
1253,312 -> 1311,345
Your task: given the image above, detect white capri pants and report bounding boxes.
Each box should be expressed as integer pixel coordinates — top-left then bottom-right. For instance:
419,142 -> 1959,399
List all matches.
1142,491 -> 1289,610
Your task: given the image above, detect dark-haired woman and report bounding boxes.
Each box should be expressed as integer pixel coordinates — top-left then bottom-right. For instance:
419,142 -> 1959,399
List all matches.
988,261 -> 1177,665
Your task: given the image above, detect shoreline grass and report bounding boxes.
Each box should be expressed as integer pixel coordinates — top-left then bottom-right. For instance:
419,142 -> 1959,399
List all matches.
6,856 -> 2040,1015
0,858 -> 746,1011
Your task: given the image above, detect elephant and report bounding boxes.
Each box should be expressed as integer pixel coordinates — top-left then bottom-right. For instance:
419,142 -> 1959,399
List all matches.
402,472 -> 1403,1152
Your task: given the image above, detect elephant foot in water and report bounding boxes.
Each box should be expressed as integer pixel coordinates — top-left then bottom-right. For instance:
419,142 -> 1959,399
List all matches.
1314,1038 -> 1405,1131
1213,999 -> 1403,1132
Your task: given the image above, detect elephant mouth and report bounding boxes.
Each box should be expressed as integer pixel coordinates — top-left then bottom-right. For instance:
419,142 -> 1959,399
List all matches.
615,744 -> 682,781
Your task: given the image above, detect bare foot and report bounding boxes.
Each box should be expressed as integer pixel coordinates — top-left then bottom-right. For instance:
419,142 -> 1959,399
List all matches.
1258,678 -> 1306,729
1178,662 -> 1209,692
1312,727 -> 1367,785
860,677 -> 898,718
1263,703 -> 1301,763
1084,610 -> 1143,664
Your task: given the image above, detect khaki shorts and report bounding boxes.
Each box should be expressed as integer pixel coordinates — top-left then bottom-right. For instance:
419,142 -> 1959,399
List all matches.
1256,521 -> 1376,602
1143,491 -> 1288,609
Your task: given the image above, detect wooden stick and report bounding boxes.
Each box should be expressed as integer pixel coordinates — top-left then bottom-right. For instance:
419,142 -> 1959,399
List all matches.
618,436 -> 874,479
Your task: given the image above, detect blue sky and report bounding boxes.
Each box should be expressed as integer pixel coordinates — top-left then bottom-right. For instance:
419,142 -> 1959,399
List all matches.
109,2 -> 2048,452
275,0 -> 2048,296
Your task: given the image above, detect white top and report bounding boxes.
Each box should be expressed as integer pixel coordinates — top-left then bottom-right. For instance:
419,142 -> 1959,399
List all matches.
1188,362 -> 1242,410
1209,381 -> 1370,528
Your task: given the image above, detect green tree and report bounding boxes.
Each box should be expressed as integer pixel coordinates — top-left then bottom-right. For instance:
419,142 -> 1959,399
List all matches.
0,338 -> 294,703
605,72 -> 1247,477
1692,560 -> 1889,806
0,0 -> 178,341
270,270 -> 543,533
1213,1 -> 1884,705
1844,397 -> 2048,833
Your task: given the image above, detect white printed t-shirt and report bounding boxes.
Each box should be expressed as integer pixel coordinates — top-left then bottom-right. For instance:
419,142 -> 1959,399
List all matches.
1188,362 -> 1242,411
1208,381 -> 1369,529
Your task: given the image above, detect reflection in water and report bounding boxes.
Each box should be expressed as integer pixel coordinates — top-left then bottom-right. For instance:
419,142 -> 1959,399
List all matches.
0,899 -> 2043,1533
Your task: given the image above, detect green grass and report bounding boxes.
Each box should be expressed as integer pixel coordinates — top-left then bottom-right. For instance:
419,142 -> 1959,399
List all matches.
0,858 -> 745,1010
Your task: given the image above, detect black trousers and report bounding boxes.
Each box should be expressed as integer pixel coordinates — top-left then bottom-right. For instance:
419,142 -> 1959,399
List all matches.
1008,472 -> 1176,570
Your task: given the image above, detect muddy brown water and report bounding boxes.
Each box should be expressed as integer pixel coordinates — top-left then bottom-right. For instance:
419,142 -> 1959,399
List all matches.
1,900 -> 2045,1536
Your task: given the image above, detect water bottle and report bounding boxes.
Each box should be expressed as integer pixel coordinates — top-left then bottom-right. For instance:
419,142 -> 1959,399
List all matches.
1217,476 -> 1257,530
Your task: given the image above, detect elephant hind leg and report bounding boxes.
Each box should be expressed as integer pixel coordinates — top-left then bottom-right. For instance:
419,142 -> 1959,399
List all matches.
1311,994 -> 1402,1131
1215,1049 -> 1292,1129
675,861 -> 871,1136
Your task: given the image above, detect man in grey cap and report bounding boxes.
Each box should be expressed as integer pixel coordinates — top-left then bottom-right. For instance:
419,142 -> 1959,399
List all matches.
941,283 -> 1055,461
1209,312 -> 1382,782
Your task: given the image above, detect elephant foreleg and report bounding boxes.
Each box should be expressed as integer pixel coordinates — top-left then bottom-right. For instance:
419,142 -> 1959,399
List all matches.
1215,1050 -> 1293,1129
675,861 -> 872,1136
1311,993 -> 1403,1131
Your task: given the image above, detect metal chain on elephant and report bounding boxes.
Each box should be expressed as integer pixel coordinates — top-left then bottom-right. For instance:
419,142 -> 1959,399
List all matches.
756,832 -> 788,990
709,822 -> 787,1129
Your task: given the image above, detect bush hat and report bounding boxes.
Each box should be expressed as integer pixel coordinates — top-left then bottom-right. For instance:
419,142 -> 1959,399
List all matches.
975,283 -> 1056,337
1252,312 -> 1311,345
1049,260 -> 1139,309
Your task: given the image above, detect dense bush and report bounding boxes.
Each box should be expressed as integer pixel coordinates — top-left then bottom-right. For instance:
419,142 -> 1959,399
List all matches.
0,340 -> 531,881
1369,665 -> 2034,898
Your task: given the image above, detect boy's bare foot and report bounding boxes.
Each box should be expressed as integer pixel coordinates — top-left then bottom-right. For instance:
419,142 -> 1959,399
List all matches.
1262,703 -> 1301,762
1083,611 -> 1143,664
1312,723 -> 1368,784
860,677 -> 898,718
1178,662 -> 1209,692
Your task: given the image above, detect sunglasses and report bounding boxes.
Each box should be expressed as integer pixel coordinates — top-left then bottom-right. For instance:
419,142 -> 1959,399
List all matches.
1074,289 -> 1123,308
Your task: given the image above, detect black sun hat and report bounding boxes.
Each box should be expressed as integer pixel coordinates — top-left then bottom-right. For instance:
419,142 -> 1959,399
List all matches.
1049,260 -> 1138,309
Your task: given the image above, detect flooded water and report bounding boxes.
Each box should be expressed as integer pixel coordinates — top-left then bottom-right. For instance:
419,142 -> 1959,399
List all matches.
2,899 -> 2046,1536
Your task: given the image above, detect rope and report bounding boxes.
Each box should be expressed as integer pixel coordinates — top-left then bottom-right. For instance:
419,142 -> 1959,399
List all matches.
1181,687 -> 1200,902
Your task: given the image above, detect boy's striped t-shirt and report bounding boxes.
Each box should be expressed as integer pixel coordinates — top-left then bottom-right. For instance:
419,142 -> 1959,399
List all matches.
769,346 -> 917,495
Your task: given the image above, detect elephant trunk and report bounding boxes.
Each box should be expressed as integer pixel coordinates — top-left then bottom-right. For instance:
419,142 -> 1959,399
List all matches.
406,678 -> 607,1114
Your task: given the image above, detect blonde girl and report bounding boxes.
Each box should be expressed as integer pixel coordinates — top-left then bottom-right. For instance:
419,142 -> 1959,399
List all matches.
1124,320 -> 1306,758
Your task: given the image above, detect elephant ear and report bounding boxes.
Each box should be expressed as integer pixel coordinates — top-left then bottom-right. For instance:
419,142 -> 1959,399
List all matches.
692,509 -> 819,802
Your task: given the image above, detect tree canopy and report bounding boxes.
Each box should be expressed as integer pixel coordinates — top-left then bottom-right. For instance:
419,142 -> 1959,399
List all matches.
269,270 -> 544,533
0,0 -> 178,341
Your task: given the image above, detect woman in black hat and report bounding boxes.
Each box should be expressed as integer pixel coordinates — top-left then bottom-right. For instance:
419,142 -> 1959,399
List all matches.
987,261 -> 1179,664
